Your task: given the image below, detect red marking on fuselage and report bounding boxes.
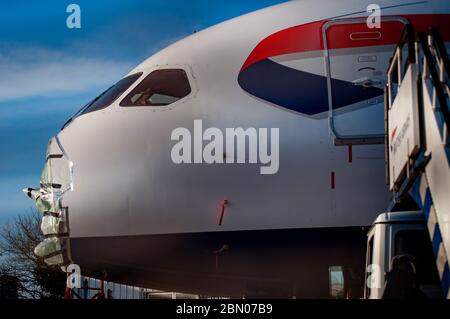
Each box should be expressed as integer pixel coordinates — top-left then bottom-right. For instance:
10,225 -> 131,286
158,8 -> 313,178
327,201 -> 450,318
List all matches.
218,199 -> 229,226
348,145 -> 353,163
331,171 -> 335,189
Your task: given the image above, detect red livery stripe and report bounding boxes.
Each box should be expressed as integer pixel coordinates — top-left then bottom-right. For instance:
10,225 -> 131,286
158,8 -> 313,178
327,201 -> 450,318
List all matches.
241,20 -> 325,71
241,14 -> 450,72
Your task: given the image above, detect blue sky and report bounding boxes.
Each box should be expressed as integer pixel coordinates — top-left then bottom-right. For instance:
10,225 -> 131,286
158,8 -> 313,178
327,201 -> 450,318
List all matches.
0,0 -> 286,225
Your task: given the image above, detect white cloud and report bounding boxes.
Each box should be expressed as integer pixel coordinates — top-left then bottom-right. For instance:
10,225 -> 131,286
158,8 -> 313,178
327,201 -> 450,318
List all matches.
0,46 -> 133,102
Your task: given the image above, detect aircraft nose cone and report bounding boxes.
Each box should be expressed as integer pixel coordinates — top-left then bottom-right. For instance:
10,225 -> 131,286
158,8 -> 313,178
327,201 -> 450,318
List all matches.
22,136 -> 74,266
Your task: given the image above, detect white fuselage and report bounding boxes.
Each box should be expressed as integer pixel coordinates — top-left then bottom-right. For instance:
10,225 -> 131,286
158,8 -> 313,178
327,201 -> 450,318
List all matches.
35,0 -> 450,297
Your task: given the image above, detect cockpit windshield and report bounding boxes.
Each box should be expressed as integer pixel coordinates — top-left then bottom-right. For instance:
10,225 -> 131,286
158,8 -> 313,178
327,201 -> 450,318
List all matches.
62,72 -> 142,129
81,72 -> 143,115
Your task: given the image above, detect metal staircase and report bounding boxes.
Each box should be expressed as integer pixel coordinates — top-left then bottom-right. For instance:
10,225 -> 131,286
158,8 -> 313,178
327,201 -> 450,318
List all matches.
385,25 -> 450,298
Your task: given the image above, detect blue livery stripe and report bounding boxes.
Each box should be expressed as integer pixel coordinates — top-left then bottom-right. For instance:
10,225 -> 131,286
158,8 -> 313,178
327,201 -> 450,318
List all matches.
238,58 -> 383,116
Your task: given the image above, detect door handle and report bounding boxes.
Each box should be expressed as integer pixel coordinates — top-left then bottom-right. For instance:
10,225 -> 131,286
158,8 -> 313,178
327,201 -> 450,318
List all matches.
352,77 -> 385,89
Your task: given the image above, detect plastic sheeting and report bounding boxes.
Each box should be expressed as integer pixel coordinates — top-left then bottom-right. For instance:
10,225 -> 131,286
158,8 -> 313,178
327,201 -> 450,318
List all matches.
41,215 -> 64,236
44,254 -> 64,266
24,137 -> 74,266
34,237 -> 61,257
23,186 -> 57,214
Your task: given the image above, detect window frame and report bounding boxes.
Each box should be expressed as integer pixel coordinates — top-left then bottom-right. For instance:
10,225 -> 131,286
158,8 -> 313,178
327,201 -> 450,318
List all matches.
118,66 -> 196,111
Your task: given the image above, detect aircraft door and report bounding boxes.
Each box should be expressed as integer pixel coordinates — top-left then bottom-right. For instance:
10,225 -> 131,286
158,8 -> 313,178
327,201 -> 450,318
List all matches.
323,17 -> 408,145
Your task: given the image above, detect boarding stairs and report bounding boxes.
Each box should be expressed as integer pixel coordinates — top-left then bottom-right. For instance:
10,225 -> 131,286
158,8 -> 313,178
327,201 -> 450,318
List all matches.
385,25 -> 450,299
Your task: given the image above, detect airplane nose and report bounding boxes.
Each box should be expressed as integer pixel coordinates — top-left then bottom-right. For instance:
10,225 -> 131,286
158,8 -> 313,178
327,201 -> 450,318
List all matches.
23,136 -> 73,266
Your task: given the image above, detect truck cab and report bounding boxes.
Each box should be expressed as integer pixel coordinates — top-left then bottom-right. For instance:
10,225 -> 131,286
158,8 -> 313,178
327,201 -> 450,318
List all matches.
364,211 -> 443,299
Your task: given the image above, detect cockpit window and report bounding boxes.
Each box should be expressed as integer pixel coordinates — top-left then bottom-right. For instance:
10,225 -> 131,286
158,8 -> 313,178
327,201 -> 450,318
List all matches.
81,72 -> 143,115
120,69 -> 191,107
